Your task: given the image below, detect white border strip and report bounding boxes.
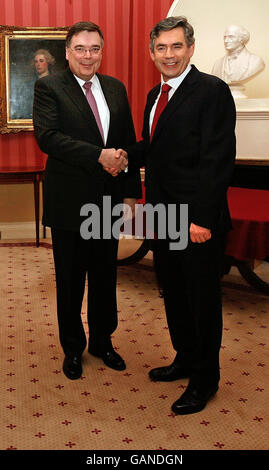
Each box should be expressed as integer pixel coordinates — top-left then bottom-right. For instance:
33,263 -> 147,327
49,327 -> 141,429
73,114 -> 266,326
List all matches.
167,0 -> 180,17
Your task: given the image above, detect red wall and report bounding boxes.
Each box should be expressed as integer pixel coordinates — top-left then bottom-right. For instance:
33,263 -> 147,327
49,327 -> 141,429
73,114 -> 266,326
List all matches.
0,0 -> 173,168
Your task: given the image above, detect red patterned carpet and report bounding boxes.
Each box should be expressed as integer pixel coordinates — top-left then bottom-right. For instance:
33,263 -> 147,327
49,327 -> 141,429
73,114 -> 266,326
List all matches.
0,240 -> 268,451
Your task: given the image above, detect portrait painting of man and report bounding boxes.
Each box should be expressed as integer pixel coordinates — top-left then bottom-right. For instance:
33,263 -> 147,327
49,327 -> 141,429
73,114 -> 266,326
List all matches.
8,38 -> 67,121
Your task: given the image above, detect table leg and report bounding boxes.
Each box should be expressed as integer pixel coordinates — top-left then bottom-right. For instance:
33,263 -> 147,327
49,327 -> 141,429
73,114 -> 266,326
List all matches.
235,259 -> 269,295
117,238 -> 150,265
33,174 -> 40,248
222,255 -> 269,295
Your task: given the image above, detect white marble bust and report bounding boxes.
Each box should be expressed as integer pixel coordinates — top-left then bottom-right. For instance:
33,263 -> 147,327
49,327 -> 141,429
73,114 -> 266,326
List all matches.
212,25 -> 265,85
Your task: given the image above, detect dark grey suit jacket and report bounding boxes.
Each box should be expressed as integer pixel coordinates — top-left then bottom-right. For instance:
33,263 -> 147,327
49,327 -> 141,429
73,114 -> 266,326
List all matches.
33,67 -> 141,231
128,65 -> 236,233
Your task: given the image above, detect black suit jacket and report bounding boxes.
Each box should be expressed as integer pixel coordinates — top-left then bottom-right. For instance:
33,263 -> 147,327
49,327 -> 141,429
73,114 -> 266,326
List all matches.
129,65 -> 236,232
33,68 -> 141,231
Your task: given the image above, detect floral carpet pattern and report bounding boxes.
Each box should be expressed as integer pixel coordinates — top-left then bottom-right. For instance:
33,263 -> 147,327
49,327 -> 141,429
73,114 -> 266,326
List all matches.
0,241 -> 268,450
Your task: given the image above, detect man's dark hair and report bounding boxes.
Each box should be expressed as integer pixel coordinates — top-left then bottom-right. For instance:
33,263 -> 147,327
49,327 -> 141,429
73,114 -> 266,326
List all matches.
66,21 -> 104,48
150,16 -> 195,51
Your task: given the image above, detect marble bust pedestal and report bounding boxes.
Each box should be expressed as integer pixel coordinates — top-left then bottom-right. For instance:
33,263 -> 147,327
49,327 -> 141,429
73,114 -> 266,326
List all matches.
230,85 -> 248,99
235,98 -> 269,163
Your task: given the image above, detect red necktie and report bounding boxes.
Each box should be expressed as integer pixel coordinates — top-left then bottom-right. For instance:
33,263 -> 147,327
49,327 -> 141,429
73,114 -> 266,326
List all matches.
150,83 -> 171,141
83,81 -> 105,143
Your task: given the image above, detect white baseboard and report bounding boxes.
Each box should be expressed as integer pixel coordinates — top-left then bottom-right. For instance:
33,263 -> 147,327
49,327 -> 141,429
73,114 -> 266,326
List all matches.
0,222 -> 47,240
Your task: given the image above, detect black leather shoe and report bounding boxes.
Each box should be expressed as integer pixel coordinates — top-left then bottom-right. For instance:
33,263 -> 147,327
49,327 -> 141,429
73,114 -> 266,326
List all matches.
63,356 -> 82,380
171,383 -> 218,415
89,348 -> 126,371
149,362 -> 190,382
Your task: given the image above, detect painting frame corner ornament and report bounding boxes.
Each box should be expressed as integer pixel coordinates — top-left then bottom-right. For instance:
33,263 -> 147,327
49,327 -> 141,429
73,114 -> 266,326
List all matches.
0,25 -> 68,134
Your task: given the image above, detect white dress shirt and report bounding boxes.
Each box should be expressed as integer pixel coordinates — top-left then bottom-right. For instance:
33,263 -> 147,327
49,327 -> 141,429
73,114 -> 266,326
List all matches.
74,74 -> 110,144
149,64 -> 192,134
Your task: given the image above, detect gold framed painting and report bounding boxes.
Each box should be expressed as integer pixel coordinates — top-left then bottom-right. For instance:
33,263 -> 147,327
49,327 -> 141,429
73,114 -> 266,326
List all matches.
0,25 -> 68,133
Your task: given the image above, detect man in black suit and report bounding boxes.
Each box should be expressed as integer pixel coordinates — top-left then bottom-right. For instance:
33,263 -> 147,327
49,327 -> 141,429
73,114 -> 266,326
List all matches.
33,21 -> 141,380
124,17 -> 236,414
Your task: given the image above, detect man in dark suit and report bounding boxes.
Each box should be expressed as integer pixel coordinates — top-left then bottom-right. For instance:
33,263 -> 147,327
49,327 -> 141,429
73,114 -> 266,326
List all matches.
33,21 -> 141,380
125,17 -> 236,414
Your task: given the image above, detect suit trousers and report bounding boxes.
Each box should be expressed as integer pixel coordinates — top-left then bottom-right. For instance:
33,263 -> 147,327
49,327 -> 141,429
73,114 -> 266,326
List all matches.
51,228 -> 119,357
153,234 -> 225,388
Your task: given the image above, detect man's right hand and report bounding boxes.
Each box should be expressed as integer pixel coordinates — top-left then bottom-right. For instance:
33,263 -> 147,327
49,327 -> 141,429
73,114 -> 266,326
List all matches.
99,148 -> 128,176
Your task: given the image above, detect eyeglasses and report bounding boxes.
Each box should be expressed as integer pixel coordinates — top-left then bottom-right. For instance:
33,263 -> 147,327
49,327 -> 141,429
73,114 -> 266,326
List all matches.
69,46 -> 102,56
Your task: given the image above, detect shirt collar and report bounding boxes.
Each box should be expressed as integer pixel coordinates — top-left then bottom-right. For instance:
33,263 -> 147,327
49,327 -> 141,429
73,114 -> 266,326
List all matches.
161,63 -> 192,91
73,73 -> 99,89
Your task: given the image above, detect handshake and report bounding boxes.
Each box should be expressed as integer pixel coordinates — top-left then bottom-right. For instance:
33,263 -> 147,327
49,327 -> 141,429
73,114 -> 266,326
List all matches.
98,148 -> 128,177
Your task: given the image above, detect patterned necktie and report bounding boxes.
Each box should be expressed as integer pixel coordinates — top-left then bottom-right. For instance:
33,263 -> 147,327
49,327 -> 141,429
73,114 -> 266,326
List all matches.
83,81 -> 105,143
150,83 -> 171,141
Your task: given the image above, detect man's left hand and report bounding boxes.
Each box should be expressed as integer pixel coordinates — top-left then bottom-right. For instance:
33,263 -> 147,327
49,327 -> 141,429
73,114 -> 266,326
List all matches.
189,223 -> 211,243
104,149 -> 128,176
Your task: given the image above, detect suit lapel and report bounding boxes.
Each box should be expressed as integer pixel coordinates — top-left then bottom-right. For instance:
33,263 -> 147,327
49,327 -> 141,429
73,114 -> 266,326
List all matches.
97,74 -> 117,145
150,65 -> 200,143
144,85 -> 161,140
61,69 -> 104,143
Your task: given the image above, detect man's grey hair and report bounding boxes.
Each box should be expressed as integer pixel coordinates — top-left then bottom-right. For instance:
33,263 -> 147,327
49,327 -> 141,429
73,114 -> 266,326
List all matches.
31,49 -> 56,71
32,49 -> 56,66
150,16 -> 195,51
